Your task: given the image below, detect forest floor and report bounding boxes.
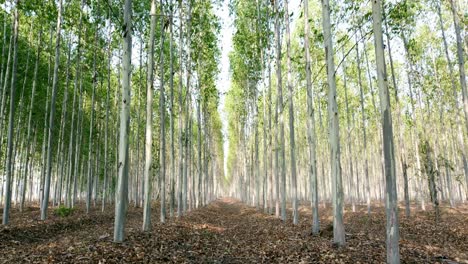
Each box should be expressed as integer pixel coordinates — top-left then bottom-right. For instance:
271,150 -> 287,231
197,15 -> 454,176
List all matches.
0,198 -> 467,263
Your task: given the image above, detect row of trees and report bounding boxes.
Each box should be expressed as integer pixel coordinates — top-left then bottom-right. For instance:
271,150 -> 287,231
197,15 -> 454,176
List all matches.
0,0 -> 226,242
226,0 -> 467,262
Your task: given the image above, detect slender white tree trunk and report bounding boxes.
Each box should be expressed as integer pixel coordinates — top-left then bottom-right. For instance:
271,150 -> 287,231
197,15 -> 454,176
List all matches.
197,91 -> 202,208
273,0 -> 286,222
177,0 -> 184,217
169,0 -> 176,218
41,0 -> 63,220
114,0 -> 133,242
321,0 -> 345,246
1,0 -> 19,225
56,36 -> 72,206
0,14 -> 8,99
183,1 -> 192,213
304,0 -> 319,234
69,0 -> 85,208
159,0 -> 167,223
0,18 -> 14,176
284,0 -> 297,225
102,13 -> 112,212
372,1 -> 400,262
143,0 -> 157,232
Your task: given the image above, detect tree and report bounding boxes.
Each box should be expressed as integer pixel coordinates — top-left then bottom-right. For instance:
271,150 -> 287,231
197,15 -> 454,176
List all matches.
321,0 -> 345,246
177,0 -> 184,217
284,0 -> 298,225
143,0 -> 157,232
372,0 -> 400,262
159,0 -> 167,223
274,0 -> 286,222
304,0 -> 319,235
41,0 -> 63,221
2,0 -> 19,225
114,0 -> 132,243
86,6 -> 99,214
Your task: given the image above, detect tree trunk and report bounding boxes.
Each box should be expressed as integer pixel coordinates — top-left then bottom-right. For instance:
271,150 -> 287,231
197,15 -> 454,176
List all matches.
1,1 -> 19,224
69,0 -> 85,208
274,0 -> 286,222
267,59 -> 273,215
102,13 -> 112,212
183,1 -> 192,213
41,0 -> 63,220
304,0 -> 319,234
159,0 -> 167,223
177,0 -> 185,217
169,0 -> 176,218
114,0 -> 132,242
0,14 -> 8,100
134,40 -> 143,209
0,17 -> 13,166
321,0 -> 345,246
143,0 -> 157,232
56,35 -> 72,206
197,90 -> 202,208
372,1 -> 400,262
284,0 -> 297,225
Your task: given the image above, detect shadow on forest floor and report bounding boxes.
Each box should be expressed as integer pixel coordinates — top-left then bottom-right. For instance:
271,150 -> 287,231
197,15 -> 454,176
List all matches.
0,198 -> 467,263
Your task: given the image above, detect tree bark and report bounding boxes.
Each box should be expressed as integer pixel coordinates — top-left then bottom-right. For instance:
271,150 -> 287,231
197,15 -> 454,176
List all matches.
114,0 -> 132,242
321,0 -> 345,246
304,0 -> 319,234
274,0 -> 286,222
0,17 -> 13,166
177,0 -> 184,217
143,0 -> 157,232
86,7 -> 100,213
159,0 -> 167,223
41,0 -> 63,220
284,0 -> 297,225
102,12 -> 112,212
1,1 -> 19,224
169,0 -> 176,218
372,1 -> 400,262
69,0 -> 85,208
56,35 -> 72,206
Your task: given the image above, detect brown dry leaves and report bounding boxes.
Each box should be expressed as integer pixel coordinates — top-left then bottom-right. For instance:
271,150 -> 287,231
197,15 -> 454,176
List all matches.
0,199 -> 467,263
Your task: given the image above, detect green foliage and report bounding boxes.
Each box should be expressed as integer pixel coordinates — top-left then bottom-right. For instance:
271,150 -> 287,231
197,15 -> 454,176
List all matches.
54,206 -> 74,217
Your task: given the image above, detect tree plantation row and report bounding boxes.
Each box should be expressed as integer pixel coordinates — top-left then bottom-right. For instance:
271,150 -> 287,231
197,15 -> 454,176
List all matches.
0,0 -> 466,263
0,0 -> 224,241
226,0 -> 466,263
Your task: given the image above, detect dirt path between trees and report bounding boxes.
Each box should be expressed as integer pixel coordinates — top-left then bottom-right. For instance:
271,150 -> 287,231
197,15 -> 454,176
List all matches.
1,198 -> 467,263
